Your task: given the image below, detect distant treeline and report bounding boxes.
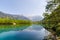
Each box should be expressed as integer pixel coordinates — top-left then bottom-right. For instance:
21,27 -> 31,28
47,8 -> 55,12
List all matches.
0,18 -> 32,25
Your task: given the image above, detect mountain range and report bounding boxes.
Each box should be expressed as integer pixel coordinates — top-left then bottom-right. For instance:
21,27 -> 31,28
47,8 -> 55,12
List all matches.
29,16 -> 43,21
0,11 -> 29,20
0,11 -> 43,21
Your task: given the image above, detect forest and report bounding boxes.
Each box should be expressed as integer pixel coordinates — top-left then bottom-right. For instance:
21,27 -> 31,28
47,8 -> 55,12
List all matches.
41,0 -> 60,40
0,18 -> 32,25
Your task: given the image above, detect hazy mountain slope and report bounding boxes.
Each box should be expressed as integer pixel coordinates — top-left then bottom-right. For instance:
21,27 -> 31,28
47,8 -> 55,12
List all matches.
0,12 -> 29,20
30,16 -> 43,21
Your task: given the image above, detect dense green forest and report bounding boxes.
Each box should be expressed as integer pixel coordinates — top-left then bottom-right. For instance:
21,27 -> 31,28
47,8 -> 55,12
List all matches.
0,18 -> 32,25
41,0 -> 60,40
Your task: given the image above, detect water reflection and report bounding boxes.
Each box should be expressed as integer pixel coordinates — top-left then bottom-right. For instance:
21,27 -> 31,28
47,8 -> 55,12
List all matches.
0,24 -> 30,33
0,25 -> 49,40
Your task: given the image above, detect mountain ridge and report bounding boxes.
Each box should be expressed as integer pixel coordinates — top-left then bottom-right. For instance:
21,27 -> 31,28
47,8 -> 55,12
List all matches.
0,11 -> 29,20
29,16 -> 43,21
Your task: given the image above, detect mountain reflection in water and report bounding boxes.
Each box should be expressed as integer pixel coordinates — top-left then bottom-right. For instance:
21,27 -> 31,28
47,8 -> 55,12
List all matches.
0,25 -> 49,40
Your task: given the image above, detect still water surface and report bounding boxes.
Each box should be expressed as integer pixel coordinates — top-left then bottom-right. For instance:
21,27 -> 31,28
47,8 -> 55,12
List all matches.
0,24 -> 49,40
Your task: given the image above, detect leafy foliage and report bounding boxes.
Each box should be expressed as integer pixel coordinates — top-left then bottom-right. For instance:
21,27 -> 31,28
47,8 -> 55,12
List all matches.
46,0 -> 60,12
42,0 -> 60,37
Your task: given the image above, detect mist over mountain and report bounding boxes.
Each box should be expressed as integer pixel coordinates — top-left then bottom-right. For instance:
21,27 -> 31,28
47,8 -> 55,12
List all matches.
0,11 -> 29,20
29,16 -> 43,21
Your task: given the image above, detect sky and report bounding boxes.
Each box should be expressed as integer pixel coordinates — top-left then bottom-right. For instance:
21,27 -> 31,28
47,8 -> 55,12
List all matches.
0,0 -> 47,17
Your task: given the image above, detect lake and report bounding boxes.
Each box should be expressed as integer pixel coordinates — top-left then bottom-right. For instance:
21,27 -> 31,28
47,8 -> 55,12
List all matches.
0,24 -> 49,40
